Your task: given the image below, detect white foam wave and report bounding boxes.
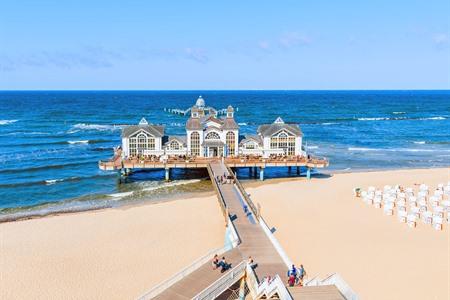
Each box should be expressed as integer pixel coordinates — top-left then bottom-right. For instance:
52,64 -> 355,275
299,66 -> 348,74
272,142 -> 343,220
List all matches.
357,117 -> 390,121
108,191 -> 134,198
68,140 -> 89,144
307,146 -> 319,149
142,179 -> 201,192
348,147 -> 448,153
169,122 -> 184,127
69,123 -> 122,133
0,119 -> 18,125
238,122 -> 248,126
413,141 -> 426,144
420,116 -> 446,120
321,122 -> 337,125
45,179 -> 64,185
392,112 -> 406,114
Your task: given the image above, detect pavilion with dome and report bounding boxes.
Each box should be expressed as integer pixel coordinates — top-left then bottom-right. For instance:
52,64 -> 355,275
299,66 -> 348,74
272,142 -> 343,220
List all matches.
120,96 -> 305,159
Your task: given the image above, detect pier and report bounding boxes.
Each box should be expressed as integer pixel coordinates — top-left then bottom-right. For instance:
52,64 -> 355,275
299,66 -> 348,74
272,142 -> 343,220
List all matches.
99,154 -> 329,181
138,160 -> 351,300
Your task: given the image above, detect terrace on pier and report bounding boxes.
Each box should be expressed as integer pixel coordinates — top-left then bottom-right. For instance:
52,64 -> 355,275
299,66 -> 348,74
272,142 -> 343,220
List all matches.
99,96 -> 329,180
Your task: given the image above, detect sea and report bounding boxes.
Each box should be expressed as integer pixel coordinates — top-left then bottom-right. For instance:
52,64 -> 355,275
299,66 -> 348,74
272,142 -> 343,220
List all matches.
0,90 -> 449,221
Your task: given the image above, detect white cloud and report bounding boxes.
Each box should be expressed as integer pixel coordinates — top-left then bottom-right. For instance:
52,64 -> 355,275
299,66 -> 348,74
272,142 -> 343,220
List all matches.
184,48 -> 209,63
258,41 -> 270,50
433,33 -> 449,46
279,32 -> 311,48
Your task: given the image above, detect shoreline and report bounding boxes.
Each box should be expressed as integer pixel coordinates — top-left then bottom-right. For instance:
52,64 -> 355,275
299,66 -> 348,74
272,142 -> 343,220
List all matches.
1,166 -> 449,223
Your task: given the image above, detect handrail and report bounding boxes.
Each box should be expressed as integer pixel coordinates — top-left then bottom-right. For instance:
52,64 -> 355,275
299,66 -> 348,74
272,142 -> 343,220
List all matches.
259,216 -> 293,268
246,265 -> 293,300
137,245 -> 228,300
206,164 -> 228,223
192,261 -> 247,300
319,273 -> 359,300
225,165 -> 259,220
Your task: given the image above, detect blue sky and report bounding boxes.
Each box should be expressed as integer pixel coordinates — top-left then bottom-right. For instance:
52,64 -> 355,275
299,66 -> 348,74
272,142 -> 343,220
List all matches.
1,0 -> 449,90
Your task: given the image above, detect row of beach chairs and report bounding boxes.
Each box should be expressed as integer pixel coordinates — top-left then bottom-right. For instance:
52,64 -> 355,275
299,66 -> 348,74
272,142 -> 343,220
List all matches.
356,182 -> 450,230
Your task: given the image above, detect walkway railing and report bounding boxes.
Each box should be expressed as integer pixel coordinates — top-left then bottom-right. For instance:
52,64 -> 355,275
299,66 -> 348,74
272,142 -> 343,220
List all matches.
259,216 -> 293,269
225,165 -> 259,220
315,273 -> 359,300
137,246 -> 228,300
207,164 -> 228,223
246,264 -> 293,300
192,261 -> 247,300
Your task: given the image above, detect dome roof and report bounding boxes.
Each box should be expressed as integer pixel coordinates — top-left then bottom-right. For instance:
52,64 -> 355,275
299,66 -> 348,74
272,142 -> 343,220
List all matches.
195,96 -> 205,108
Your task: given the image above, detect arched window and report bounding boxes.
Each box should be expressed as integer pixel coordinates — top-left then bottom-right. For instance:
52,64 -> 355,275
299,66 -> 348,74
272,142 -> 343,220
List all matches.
137,133 -> 147,154
170,140 -> 180,150
269,131 -> 296,155
226,131 -> 235,156
205,131 -> 220,140
190,132 -> 200,156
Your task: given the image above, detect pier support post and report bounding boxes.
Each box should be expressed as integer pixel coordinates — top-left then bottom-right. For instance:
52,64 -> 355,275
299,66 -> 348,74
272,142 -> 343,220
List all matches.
259,167 -> 265,181
297,166 -> 300,175
165,168 -> 170,181
306,167 -> 311,180
288,166 -> 292,172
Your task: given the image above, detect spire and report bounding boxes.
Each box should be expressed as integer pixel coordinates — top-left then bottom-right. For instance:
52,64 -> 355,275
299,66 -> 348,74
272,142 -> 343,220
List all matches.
139,117 -> 149,125
274,117 -> 284,124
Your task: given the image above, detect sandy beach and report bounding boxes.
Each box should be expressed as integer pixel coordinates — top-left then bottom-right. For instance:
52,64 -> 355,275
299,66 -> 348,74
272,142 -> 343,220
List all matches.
1,168 -> 449,300
0,195 -> 225,300
247,167 -> 450,300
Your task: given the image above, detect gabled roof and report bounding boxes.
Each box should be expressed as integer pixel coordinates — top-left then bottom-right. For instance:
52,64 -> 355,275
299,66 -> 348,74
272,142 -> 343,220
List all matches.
239,135 -> 263,146
257,118 -> 302,137
164,135 -> 187,147
186,114 -> 239,131
122,124 -> 165,138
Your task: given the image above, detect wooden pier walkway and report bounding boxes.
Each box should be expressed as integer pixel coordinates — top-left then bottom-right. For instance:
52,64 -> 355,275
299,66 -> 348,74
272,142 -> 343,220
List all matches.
143,160 -> 344,300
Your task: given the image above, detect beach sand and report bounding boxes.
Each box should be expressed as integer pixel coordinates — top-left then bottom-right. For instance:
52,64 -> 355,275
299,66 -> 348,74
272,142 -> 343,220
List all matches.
0,195 -> 225,300
247,167 -> 450,300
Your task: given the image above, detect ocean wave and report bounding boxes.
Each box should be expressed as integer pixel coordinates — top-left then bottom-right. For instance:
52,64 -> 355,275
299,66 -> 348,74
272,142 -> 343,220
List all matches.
142,179 -> 201,192
108,191 -> 134,198
45,179 -> 65,185
348,147 -> 449,153
0,161 -> 95,174
307,146 -> 319,149
0,119 -> 18,125
420,116 -> 446,120
321,122 -> 337,125
68,123 -> 122,133
68,140 -> 89,144
0,174 -> 115,189
357,117 -> 391,121
238,122 -> 248,126
413,141 -> 426,144
392,112 -> 406,114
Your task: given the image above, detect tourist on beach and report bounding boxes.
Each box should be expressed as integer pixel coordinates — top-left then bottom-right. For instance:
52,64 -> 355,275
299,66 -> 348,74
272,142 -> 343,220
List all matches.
288,274 -> 296,287
287,264 -> 297,278
298,264 -> 306,281
212,254 -> 219,270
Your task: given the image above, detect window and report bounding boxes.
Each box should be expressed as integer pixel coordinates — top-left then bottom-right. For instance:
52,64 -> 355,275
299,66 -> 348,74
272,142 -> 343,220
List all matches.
190,132 -> 200,156
129,137 -> 137,156
205,131 -> 220,140
147,137 -> 155,150
269,131 -> 296,155
170,140 -> 180,150
226,132 -> 235,156
245,142 -> 255,149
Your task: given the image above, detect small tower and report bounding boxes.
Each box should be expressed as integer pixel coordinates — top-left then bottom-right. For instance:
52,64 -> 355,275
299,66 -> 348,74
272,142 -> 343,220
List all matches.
191,107 -> 200,118
226,105 -> 234,118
